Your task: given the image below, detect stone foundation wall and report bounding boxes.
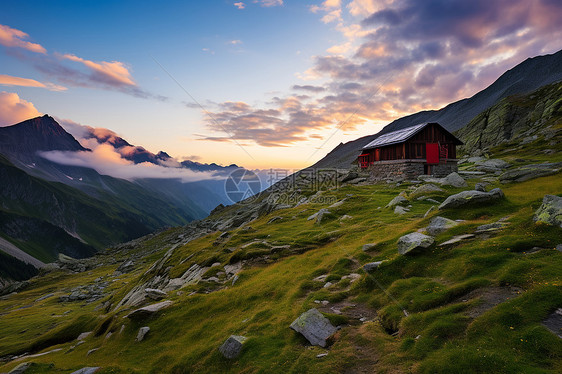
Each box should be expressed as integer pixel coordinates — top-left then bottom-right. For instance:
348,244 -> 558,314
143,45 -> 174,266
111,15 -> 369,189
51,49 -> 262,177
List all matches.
367,159 -> 458,182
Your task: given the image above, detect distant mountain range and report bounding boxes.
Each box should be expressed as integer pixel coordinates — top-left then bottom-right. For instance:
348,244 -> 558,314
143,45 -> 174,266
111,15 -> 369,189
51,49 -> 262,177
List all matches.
313,49 -> 562,169
0,115 -> 249,280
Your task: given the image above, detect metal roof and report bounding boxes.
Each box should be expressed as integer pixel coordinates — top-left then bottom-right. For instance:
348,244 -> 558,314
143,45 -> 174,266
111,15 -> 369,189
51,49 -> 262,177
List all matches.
363,123 -> 429,150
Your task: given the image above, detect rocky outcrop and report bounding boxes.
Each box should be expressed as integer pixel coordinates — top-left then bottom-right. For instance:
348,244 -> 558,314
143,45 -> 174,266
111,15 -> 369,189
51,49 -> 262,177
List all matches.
534,195 -> 562,227
397,233 -> 435,255
290,308 -> 337,347
499,163 -> 561,183
126,301 -> 172,320
439,188 -> 504,209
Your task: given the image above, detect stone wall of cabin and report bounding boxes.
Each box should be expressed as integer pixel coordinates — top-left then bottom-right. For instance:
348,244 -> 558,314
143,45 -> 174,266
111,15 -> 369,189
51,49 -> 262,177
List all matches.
367,159 -> 458,182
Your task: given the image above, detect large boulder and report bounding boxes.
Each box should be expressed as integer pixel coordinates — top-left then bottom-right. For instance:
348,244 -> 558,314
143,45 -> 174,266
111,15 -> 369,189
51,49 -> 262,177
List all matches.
397,232 -> 435,255
126,301 -> 172,320
439,188 -> 504,210
290,308 -> 337,347
219,335 -> 247,359
500,163 -> 561,183
426,216 -> 459,235
475,159 -> 510,173
534,195 -> 562,228
439,172 -> 468,188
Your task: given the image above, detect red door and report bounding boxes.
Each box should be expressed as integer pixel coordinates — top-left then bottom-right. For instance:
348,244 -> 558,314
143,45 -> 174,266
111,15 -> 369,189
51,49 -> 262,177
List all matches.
375,148 -> 380,161
426,143 -> 439,164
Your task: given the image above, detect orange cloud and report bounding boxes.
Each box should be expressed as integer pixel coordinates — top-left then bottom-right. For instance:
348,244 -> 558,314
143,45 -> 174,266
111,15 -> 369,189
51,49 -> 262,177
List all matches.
0,91 -> 42,126
61,53 -> 136,86
0,24 -> 46,54
0,74 -> 67,91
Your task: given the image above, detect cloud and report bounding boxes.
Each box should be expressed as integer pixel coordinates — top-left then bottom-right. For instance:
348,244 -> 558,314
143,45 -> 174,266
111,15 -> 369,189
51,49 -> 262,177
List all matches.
0,91 -> 42,126
0,74 -> 67,91
200,0 -> 562,149
256,0 -> 283,7
39,145 -> 219,182
234,2 -> 246,9
292,84 -> 326,93
0,24 -> 46,54
228,39 -> 243,45
60,53 -> 135,86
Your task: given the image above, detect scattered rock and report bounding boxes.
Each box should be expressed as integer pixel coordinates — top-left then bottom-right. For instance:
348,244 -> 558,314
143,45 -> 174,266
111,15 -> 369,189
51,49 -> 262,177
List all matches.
439,234 -> 475,246
77,331 -> 92,341
475,221 -> 509,233
267,216 -> 283,224
439,188 -> 504,210
145,288 -> 168,301
116,259 -> 135,274
126,301 -> 173,320
35,293 -> 55,302
70,368 -> 100,374
307,209 -> 332,224
340,215 -> 353,221
533,195 -> 562,228
329,199 -> 346,208
362,243 -> 377,252
475,159 -> 510,173
316,353 -> 328,358
290,308 -> 337,347
363,261 -> 384,272
323,282 -> 333,288
8,362 -> 36,374
386,195 -> 409,208
136,326 -> 150,342
411,183 -> 444,196
397,232 -> 435,255
439,172 -> 468,188
542,308 -> 562,338
394,206 -> 409,215
86,348 -> 98,356
426,216 -> 459,236
219,335 -> 247,359
474,183 -> 487,192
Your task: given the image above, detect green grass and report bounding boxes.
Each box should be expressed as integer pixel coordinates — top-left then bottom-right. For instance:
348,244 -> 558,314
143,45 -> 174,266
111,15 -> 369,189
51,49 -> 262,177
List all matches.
1,154 -> 561,373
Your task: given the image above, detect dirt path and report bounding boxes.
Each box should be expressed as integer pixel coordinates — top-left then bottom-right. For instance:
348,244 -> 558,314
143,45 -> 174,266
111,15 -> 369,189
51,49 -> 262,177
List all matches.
0,236 -> 45,268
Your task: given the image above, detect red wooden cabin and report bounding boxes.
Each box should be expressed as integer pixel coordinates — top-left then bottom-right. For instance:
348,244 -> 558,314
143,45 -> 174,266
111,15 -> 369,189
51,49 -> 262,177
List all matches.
358,122 -> 463,175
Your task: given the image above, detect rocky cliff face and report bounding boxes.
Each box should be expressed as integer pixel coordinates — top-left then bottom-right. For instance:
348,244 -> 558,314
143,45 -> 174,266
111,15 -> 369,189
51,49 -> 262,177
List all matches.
456,81 -> 562,156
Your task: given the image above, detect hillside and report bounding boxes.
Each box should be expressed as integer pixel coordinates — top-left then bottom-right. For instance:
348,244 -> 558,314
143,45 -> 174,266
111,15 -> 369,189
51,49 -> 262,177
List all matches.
0,84 -> 560,373
313,50 -> 562,169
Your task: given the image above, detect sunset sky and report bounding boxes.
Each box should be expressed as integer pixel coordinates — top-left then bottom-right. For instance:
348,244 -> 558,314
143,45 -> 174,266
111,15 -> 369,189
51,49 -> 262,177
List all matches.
1,0 -> 562,171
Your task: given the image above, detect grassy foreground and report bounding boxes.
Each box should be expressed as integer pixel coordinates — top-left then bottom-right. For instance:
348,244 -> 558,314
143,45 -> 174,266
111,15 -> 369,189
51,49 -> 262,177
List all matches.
0,144 -> 561,373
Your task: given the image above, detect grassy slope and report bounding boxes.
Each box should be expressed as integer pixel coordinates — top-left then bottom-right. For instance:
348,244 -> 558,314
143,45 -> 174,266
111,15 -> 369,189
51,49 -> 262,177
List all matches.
0,131 -> 561,373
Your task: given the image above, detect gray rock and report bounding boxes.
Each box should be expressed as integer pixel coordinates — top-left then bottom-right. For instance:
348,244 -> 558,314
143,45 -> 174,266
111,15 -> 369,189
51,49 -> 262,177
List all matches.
8,362 -> 36,374
411,183 -> 444,196
475,222 -> 508,233
394,206 -> 409,215
475,159 -> 510,172
474,183 -> 487,192
126,300 -> 173,320
70,368 -> 100,374
397,232 -> 435,255
542,308 -> 562,339
468,156 -> 486,163
363,261 -> 384,272
290,308 -> 337,347
145,288 -> 168,301
439,234 -> 475,246
35,293 -> 55,302
426,216 -> 459,236
362,243 -> 377,252
77,331 -> 92,341
556,244 -> 562,252
267,216 -> 283,224
136,326 -> 150,342
499,163 -> 561,183
439,188 -> 504,210
86,348 -> 98,356
307,209 -> 331,224
534,195 -> 562,228
386,195 -> 409,208
329,199 -> 346,208
439,172 -> 467,188
219,335 -> 247,359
